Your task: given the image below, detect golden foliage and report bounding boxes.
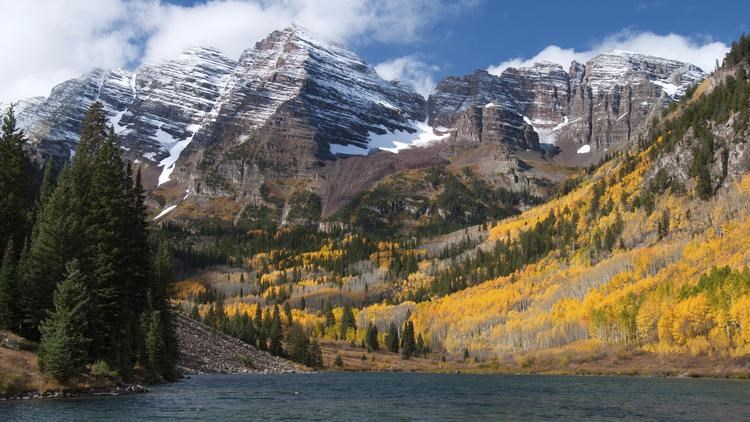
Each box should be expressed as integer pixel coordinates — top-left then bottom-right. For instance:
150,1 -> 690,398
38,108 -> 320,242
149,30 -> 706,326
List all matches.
172,280 -> 206,300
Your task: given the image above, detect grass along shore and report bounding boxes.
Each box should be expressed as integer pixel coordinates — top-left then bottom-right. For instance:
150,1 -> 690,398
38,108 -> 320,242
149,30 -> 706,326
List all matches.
320,339 -> 750,378
0,330 -> 150,400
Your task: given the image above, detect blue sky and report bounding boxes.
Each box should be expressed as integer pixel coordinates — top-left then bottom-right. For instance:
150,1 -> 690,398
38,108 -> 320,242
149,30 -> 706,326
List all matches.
358,0 -> 748,77
2,0 -> 747,100
164,0 -> 748,78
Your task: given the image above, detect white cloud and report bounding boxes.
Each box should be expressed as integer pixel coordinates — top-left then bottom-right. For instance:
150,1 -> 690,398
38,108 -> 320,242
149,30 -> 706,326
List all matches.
0,0 -> 155,102
144,0 -> 476,63
0,0 -> 472,102
374,56 -> 439,98
488,30 -> 729,75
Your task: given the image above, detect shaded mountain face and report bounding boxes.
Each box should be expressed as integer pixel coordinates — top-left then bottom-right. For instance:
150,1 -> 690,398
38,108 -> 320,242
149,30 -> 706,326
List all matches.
13,26 -> 426,191
428,52 -> 705,160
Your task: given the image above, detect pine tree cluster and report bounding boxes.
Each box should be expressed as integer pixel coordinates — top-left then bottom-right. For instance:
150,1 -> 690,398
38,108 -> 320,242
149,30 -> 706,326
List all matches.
0,103 -> 177,382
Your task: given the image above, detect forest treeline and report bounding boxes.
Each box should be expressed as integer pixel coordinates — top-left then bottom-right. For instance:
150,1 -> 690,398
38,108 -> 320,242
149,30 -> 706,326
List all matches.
0,103 -> 177,382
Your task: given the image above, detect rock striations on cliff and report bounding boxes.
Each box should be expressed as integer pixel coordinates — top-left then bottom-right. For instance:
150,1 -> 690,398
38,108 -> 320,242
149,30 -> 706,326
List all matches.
428,51 -> 705,156
8,26 -> 707,221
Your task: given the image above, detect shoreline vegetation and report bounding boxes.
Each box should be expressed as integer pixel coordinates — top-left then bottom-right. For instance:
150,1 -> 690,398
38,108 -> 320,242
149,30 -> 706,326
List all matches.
4,327 -> 748,402
0,103 -> 181,398
318,339 -> 750,379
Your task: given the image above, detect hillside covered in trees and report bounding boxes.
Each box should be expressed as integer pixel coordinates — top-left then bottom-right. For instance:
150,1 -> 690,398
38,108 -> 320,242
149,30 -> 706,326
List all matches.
164,36 -> 750,375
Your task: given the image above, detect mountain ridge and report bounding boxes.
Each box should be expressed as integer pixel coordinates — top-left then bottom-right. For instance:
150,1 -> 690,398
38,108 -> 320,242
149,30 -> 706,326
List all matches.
5,25 -> 708,226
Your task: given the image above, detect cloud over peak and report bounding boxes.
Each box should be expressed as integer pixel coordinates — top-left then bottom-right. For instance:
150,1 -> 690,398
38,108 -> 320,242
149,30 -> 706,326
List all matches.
0,0 -> 470,101
374,56 -> 439,98
488,30 -> 729,75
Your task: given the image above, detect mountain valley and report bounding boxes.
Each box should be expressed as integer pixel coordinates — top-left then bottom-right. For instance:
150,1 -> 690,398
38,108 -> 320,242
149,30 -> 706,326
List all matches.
3,24 -> 750,391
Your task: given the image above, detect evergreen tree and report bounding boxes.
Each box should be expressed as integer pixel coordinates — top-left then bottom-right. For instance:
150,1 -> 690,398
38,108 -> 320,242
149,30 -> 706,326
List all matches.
87,127 -> 137,369
340,303 -> 355,338
255,305 -> 267,350
0,240 -> 18,330
333,353 -> 344,367
657,209 -> 671,240
416,333 -> 425,356
287,323 -> 309,364
38,160 -> 56,209
38,260 -> 91,382
141,310 -> 167,376
306,339 -> 323,368
141,241 -> 178,379
21,103 -> 110,339
386,322 -> 399,353
365,322 -> 379,352
0,105 -> 35,254
269,304 -> 284,356
323,301 -> 336,329
284,301 -> 293,325
241,312 -> 257,346
400,321 -> 416,359
21,163 -> 82,339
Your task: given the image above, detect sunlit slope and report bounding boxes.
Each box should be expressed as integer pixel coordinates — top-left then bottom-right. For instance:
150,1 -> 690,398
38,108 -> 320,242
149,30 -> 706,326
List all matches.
362,55 -> 750,358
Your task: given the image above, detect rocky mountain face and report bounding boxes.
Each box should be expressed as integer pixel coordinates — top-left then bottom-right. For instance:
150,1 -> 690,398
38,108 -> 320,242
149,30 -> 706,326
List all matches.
177,25 -> 426,198
428,52 -> 706,157
13,26 -> 425,193
13,47 -> 237,179
10,26 -> 707,224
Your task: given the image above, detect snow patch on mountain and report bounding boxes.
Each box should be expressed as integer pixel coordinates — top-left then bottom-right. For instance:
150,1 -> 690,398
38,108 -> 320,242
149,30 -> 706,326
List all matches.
577,144 -> 591,154
652,80 -> 681,97
332,120 -> 450,155
523,116 -> 580,145
153,205 -> 177,220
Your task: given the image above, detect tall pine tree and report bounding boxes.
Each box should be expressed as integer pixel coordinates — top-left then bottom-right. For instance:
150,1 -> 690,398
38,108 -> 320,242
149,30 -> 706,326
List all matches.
365,322 -> 379,352
0,105 -> 35,254
386,322 -> 399,353
269,304 -> 284,356
0,240 -> 18,330
400,321 -> 416,360
37,260 -> 91,382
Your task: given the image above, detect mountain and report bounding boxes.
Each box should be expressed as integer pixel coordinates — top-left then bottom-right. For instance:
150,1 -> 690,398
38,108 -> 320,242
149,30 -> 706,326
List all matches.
10,26 -> 706,226
12,26 -> 428,198
13,47 -> 237,173
168,35 -> 750,377
429,51 -> 705,163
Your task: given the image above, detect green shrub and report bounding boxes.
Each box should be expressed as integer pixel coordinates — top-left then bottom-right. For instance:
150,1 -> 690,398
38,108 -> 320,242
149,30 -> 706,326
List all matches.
90,360 -> 118,377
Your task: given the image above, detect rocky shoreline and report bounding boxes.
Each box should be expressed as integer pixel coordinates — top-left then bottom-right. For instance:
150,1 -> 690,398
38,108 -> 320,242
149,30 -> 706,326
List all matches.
0,313 -> 307,402
0,384 -> 149,401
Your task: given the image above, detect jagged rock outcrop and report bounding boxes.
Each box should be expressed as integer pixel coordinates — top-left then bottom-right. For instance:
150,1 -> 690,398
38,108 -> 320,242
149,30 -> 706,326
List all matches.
12,47 -> 237,175
14,68 -> 135,159
429,51 -> 706,156
447,103 -> 539,151
178,25 -> 427,198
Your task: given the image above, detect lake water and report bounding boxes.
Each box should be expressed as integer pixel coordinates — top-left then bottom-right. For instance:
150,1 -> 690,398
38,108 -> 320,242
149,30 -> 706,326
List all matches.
3,372 -> 749,421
